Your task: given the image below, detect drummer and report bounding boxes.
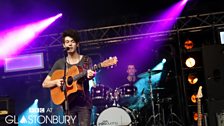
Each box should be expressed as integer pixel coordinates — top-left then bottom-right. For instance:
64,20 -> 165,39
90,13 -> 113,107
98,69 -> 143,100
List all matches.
126,64 -> 137,84
126,64 -> 150,98
126,64 -> 151,95
126,65 -> 151,110
119,64 -> 144,109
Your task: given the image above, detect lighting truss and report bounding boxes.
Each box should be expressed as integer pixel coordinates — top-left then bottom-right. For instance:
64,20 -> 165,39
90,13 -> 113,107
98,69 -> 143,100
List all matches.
25,11 -> 224,51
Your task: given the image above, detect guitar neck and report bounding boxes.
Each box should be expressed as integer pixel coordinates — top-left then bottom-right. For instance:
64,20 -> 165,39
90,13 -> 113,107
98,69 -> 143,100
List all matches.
197,98 -> 202,126
73,63 -> 102,81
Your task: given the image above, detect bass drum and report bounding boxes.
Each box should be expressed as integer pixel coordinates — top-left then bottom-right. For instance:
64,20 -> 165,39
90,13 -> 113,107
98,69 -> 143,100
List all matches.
96,107 -> 136,126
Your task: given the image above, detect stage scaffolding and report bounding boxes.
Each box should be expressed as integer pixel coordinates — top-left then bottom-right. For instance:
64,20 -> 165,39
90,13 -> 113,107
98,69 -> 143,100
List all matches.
25,11 -> 224,51
3,11 -> 224,85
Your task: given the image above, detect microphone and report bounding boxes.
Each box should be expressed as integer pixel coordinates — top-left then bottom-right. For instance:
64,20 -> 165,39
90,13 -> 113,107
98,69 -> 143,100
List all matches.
63,47 -> 70,56
64,47 -> 70,51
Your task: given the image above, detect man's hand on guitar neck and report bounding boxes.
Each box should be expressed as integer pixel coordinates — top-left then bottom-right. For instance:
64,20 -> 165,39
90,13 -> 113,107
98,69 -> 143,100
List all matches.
87,69 -> 96,79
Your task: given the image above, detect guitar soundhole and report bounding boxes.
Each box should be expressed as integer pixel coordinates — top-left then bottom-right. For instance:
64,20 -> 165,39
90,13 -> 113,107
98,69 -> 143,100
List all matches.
67,76 -> 73,85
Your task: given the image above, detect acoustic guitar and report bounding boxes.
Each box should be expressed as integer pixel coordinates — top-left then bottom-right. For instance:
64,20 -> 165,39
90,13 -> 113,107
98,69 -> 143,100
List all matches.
50,56 -> 118,105
196,86 -> 203,126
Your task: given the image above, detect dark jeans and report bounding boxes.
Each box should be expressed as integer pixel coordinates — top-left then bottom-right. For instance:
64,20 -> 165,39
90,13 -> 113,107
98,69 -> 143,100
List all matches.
68,106 -> 91,126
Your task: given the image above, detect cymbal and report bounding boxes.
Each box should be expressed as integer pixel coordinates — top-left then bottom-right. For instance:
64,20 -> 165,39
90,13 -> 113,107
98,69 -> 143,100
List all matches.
137,70 -> 162,78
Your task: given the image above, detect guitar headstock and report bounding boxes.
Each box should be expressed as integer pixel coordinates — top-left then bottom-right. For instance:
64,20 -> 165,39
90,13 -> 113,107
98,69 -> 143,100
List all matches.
101,56 -> 118,68
196,86 -> 203,99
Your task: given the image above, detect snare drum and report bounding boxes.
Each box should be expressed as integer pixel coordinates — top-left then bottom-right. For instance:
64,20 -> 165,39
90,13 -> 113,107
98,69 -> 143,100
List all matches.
97,107 -> 136,126
91,85 -> 111,106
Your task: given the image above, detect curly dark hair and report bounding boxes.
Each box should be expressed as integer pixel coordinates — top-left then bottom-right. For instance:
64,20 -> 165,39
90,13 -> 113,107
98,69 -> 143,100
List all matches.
62,29 -> 80,43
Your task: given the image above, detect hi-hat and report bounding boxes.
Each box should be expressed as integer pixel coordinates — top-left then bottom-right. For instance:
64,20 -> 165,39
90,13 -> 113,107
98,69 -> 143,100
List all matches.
144,87 -> 165,92
137,70 -> 162,78
143,87 -> 165,95
152,87 -> 165,91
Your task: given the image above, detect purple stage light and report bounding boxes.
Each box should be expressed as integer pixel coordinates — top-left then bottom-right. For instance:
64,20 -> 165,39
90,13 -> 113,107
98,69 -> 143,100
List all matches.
34,13 -> 63,32
56,13 -> 62,18
151,0 -> 187,33
141,0 -> 187,42
0,13 -> 62,60
181,0 -> 188,5
4,53 -> 44,72
132,0 -> 187,65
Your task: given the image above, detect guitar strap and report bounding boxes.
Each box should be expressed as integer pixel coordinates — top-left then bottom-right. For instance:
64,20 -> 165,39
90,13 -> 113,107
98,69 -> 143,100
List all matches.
83,55 -> 90,69
81,55 -> 90,99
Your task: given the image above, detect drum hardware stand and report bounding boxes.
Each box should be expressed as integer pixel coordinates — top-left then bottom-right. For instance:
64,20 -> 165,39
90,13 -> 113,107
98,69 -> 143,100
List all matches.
105,87 -> 111,108
166,102 -> 183,126
111,87 -> 120,107
145,69 -> 164,126
145,69 -> 157,126
156,93 -> 166,126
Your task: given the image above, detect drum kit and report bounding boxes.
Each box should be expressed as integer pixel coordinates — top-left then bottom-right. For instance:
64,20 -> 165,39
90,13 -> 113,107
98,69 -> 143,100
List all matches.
91,83 -> 141,126
90,70 -> 176,126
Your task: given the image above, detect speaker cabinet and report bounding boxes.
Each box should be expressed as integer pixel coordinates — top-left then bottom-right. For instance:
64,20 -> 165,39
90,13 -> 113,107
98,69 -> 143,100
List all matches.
202,44 -> 224,100
202,44 -> 224,126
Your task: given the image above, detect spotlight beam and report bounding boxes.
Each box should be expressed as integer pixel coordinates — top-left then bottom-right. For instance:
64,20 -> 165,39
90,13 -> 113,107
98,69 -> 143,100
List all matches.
0,13 -> 62,60
135,0 -> 188,64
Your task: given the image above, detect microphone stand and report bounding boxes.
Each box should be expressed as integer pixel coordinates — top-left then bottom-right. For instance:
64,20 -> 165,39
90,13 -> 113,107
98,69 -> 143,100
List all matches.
63,50 -> 69,115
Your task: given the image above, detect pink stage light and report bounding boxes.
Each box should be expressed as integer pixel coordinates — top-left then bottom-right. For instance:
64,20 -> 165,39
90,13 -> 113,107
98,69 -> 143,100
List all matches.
0,13 -> 62,60
135,0 -> 188,61
181,0 -> 188,5
151,0 -> 188,32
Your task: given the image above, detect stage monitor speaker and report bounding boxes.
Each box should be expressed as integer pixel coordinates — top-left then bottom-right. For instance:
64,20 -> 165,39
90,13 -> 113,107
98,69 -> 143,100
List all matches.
0,96 -> 16,125
0,97 -> 10,115
0,96 -> 14,115
202,44 -> 224,126
207,100 -> 224,126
